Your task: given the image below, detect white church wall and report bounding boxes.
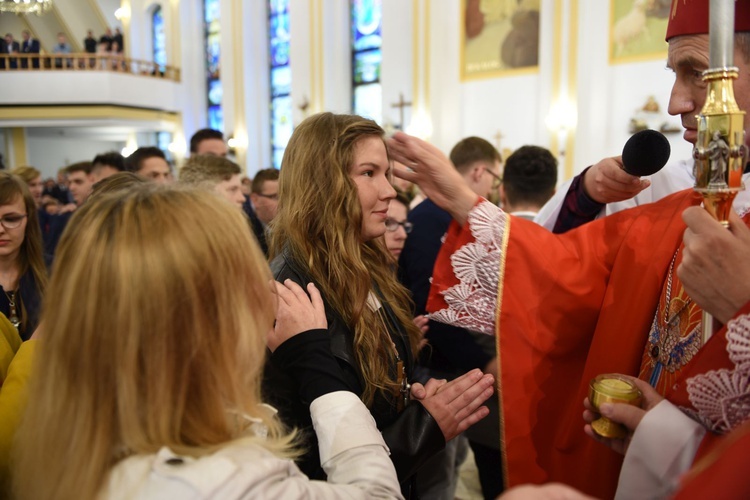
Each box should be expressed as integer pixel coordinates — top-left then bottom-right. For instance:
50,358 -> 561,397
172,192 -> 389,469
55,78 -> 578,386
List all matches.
0,14 -> 35,49
127,0 -> 152,61
94,0 -> 122,30
289,0 -> 351,125
53,0 -> 106,50
289,0 -> 313,124
574,0 -> 691,175
321,0 -> 353,116
26,135 -> 123,179
381,0 -> 415,130
241,0 -> 273,174
174,0 -> 206,157
218,0 -> 238,155
420,0 -> 692,182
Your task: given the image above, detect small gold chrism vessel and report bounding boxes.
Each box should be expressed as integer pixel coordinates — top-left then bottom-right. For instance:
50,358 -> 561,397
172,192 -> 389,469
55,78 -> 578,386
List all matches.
588,375 -> 642,439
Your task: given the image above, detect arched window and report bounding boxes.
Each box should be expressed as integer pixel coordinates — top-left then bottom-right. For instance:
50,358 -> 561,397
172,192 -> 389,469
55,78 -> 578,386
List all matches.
269,0 -> 291,169
204,0 -> 223,131
152,6 -> 166,73
351,0 -> 382,123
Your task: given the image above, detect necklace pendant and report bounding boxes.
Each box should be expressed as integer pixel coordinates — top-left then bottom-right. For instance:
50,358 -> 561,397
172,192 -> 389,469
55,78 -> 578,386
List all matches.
650,344 -> 660,359
9,314 -> 20,329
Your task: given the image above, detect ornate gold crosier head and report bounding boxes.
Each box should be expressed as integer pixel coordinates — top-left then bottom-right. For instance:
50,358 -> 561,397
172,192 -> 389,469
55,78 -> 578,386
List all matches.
688,0 -> 748,226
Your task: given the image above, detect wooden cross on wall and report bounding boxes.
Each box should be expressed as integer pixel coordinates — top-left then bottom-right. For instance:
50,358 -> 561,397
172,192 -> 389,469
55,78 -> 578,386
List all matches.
391,93 -> 412,130
493,130 -> 504,150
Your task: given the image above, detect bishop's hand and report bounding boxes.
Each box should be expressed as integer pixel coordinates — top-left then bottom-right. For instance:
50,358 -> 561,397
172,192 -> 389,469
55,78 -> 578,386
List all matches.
679,207 -> 750,324
583,375 -> 663,455
388,132 -> 478,226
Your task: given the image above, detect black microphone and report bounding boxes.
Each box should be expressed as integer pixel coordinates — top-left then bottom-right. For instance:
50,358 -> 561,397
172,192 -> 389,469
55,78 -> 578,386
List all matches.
621,129 -> 671,177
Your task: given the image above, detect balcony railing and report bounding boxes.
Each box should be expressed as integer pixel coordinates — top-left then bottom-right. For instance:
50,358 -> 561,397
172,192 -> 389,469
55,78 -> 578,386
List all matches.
0,53 -> 181,82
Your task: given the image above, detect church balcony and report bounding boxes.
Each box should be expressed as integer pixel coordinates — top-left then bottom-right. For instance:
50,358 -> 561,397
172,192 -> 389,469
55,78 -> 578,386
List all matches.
0,53 -> 182,113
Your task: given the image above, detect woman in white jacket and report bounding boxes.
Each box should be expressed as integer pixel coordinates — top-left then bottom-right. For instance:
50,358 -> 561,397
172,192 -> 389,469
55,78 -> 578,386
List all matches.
12,186 -> 403,500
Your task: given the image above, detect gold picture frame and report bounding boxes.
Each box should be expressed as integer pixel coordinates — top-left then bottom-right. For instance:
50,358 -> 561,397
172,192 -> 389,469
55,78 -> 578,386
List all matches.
609,0 -> 669,64
460,0 -> 540,81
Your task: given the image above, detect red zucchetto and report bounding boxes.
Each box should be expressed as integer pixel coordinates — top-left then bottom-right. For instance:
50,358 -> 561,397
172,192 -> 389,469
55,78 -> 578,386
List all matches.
666,0 -> 750,40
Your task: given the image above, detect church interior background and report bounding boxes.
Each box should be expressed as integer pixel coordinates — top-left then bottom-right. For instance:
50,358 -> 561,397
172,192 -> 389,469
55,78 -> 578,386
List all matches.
0,0 -> 692,182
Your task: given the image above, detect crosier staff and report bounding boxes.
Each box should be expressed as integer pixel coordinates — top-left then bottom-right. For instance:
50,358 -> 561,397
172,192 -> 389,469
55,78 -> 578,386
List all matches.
692,0 -> 749,343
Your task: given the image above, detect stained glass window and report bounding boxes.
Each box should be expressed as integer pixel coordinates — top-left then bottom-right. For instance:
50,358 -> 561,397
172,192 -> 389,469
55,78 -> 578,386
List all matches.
351,0 -> 382,123
269,0 -> 291,169
152,6 -> 166,74
156,131 -> 173,162
204,0 -> 223,132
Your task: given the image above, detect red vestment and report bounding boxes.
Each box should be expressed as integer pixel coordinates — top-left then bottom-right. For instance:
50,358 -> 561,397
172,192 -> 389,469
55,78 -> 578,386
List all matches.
427,189 -> 750,499
673,419 -> 750,500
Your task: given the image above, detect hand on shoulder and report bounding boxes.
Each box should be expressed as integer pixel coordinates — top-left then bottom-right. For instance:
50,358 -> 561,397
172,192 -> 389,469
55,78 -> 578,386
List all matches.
267,280 -> 327,352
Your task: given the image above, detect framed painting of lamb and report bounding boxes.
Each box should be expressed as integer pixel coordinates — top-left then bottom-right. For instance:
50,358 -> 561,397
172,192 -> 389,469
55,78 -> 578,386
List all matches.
610,0 -> 669,64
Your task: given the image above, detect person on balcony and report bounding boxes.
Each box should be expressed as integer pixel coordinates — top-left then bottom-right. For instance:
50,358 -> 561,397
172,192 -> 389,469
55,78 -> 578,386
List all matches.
109,41 -> 125,71
19,31 -> 39,69
113,28 -> 124,54
84,30 -> 97,68
1,34 -> 20,70
99,27 -> 113,52
51,33 -> 71,69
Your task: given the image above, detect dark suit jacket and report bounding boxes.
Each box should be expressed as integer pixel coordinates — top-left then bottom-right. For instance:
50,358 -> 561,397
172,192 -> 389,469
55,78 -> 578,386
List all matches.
1,41 -> 20,69
242,197 -> 268,257
21,39 -> 40,68
84,36 -> 97,53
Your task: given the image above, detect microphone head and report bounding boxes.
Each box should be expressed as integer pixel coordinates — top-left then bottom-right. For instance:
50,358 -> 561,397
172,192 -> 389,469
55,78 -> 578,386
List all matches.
621,129 -> 671,177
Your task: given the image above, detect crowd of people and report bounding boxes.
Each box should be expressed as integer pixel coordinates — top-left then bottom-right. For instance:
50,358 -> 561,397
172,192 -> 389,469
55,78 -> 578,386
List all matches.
0,1 -> 749,499
0,27 -> 124,70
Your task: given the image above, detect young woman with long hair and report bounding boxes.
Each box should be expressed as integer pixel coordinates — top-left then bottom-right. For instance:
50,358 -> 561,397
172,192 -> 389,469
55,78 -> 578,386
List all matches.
266,112 -> 494,494
13,186 -> 404,500
0,172 -> 46,340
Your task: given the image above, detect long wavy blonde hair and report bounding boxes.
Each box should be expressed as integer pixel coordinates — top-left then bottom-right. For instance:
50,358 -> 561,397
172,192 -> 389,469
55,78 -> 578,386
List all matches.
270,112 -> 421,405
13,187 -> 293,500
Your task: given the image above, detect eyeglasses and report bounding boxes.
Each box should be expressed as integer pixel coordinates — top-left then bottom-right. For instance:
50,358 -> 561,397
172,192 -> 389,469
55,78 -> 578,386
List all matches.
0,214 -> 27,230
485,168 -> 502,189
385,218 -> 413,234
255,193 -> 278,200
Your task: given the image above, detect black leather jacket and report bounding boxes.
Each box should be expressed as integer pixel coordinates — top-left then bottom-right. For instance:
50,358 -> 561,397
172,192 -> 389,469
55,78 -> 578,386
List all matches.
264,248 -> 445,486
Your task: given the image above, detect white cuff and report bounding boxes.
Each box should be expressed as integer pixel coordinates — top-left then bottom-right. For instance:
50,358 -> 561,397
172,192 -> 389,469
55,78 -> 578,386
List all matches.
615,400 -> 706,500
310,391 -> 389,466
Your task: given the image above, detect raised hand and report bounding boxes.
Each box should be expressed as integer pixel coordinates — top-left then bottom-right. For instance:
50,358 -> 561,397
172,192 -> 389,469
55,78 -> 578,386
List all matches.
387,132 -> 478,225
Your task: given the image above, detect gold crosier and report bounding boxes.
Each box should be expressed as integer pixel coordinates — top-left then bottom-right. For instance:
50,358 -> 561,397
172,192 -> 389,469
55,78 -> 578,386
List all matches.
692,0 -> 748,343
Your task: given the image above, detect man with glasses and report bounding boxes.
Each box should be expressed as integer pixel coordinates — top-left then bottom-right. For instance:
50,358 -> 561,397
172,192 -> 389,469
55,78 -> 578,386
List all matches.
246,168 -> 279,257
398,136 -> 504,500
